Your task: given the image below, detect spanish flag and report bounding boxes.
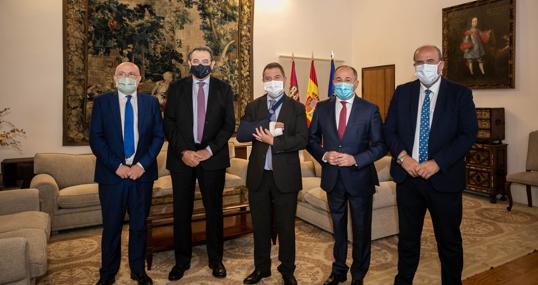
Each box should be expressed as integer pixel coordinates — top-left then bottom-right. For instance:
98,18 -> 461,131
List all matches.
305,59 -> 319,126
289,56 -> 300,102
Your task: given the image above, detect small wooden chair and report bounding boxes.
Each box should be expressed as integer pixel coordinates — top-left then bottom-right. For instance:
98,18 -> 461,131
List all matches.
506,130 -> 538,211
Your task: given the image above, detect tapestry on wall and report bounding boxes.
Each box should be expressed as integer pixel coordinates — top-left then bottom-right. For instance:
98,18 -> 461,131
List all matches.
63,0 -> 254,145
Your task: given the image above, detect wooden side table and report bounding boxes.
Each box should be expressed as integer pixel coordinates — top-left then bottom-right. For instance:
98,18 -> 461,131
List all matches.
1,157 -> 34,189
465,143 -> 507,203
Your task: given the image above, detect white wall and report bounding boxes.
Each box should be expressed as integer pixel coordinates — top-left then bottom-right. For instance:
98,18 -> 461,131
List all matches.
253,0 -> 353,98
351,0 -> 538,206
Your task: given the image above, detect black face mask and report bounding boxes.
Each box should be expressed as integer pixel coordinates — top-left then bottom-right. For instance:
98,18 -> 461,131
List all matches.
190,64 -> 212,79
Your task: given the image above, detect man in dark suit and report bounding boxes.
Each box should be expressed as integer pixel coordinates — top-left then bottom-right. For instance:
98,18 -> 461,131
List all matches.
90,62 -> 164,285
384,45 -> 478,285
236,62 -> 308,285
164,46 -> 235,281
308,65 -> 386,285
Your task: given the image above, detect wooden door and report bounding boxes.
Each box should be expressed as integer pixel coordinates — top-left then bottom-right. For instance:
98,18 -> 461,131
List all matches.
361,65 -> 395,121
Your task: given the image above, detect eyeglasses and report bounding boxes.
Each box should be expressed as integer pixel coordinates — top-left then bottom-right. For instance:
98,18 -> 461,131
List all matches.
115,72 -> 140,79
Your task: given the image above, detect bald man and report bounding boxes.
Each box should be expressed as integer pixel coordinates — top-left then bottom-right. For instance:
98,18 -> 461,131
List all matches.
384,45 -> 477,285
90,62 -> 164,285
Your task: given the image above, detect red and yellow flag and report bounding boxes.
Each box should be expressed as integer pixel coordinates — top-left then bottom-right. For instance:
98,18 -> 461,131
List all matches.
305,59 -> 319,126
289,57 -> 300,102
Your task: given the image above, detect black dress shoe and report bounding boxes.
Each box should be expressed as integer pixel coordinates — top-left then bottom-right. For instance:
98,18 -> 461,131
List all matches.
351,280 -> 363,285
209,262 -> 227,278
168,264 -> 190,281
243,270 -> 271,284
130,272 -> 153,285
95,277 -> 115,285
323,273 -> 347,285
283,275 -> 298,285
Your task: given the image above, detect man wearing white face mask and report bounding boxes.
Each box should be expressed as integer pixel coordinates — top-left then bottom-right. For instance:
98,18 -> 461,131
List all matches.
308,65 -> 386,285
90,62 -> 164,285
237,62 -> 308,285
384,45 -> 478,285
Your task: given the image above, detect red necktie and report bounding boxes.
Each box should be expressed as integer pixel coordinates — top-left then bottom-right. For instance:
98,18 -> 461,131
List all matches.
338,101 -> 347,141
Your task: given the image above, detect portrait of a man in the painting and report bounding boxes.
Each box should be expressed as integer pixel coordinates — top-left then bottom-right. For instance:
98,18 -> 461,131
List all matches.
443,0 -> 515,89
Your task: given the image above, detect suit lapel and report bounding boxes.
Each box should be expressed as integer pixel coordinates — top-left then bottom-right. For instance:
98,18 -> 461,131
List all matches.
409,80 -> 421,146
184,77 -> 194,142
110,91 -> 123,144
257,94 -> 269,120
430,78 -> 447,133
136,94 -> 146,147
276,95 -> 290,122
328,96 -> 338,138
342,96 -> 361,141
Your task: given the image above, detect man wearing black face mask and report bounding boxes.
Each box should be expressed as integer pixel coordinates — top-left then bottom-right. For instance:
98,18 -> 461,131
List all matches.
164,46 -> 235,281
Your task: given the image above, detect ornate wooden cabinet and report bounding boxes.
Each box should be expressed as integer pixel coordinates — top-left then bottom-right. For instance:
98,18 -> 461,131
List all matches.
465,143 -> 507,202
476,108 -> 505,143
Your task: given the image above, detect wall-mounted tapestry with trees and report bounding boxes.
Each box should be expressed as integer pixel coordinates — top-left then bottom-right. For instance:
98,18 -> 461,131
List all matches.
63,0 -> 254,145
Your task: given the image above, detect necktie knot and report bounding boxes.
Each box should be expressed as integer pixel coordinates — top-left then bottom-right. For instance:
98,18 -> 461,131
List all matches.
269,99 -> 276,108
126,95 -> 132,101
341,101 -> 347,108
425,89 -> 432,96
198,81 -> 205,87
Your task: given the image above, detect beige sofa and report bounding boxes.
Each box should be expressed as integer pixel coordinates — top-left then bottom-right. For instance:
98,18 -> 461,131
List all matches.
30,142 -> 248,231
0,189 -> 51,285
297,152 -> 398,241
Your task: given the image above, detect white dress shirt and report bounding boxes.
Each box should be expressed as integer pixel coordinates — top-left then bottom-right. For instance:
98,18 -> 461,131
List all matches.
118,91 -> 139,166
411,78 -> 441,161
322,95 -> 356,163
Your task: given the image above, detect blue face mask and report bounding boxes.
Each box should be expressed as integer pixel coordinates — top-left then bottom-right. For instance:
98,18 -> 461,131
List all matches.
334,83 -> 354,100
190,64 -> 212,79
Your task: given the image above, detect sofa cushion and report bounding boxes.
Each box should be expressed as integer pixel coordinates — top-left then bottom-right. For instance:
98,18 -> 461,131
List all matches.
302,187 -> 329,212
300,177 -> 321,201
57,183 -> 100,209
0,211 -> 51,238
373,181 -> 397,209
152,173 -> 243,199
0,228 -> 48,278
156,148 -> 170,178
375,156 -> 392,182
301,161 -> 316,177
34,153 -> 96,189
0,237 -> 30,283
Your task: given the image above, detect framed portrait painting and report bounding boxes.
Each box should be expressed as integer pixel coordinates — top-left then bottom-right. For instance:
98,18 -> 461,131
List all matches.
442,0 -> 515,89
63,0 -> 254,145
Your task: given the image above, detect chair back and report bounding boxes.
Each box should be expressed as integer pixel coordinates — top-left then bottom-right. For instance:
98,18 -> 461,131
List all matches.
526,130 -> 538,171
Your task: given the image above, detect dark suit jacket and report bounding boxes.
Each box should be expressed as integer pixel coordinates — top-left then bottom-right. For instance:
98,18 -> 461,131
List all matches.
164,76 -> 235,171
89,91 -> 165,184
307,96 -> 386,195
384,78 -> 478,192
237,94 -> 308,193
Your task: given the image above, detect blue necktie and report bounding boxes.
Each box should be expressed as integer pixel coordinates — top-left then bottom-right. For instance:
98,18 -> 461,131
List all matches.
264,99 -> 277,170
124,95 -> 135,160
419,89 -> 432,163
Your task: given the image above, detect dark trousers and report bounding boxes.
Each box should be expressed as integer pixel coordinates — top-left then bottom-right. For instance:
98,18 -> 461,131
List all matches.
248,170 -> 298,277
394,178 -> 463,285
327,178 -> 373,281
171,167 -> 226,267
98,180 -> 153,279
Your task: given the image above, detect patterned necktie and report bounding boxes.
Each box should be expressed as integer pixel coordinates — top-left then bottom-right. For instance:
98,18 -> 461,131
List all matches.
338,101 -> 347,141
123,95 -> 135,159
264,99 -> 277,170
197,81 -> 206,142
419,89 -> 432,163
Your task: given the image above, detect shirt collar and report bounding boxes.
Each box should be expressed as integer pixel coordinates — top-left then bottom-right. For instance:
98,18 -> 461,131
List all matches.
193,75 -> 210,85
267,93 -> 284,103
420,77 -> 441,95
118,90 -> 137,99
336,94 -> 356,105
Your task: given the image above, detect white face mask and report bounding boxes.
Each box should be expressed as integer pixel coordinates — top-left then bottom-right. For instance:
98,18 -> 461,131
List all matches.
263,80 -> 284,98
415,63 -> 440,85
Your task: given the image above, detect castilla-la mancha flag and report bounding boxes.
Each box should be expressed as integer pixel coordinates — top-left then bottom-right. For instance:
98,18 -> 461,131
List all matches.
305,59 -> 319,126
289,57 -> 300,102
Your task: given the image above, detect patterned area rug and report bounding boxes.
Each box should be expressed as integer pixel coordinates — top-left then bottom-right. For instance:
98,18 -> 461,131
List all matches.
38,194 -> 538,285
